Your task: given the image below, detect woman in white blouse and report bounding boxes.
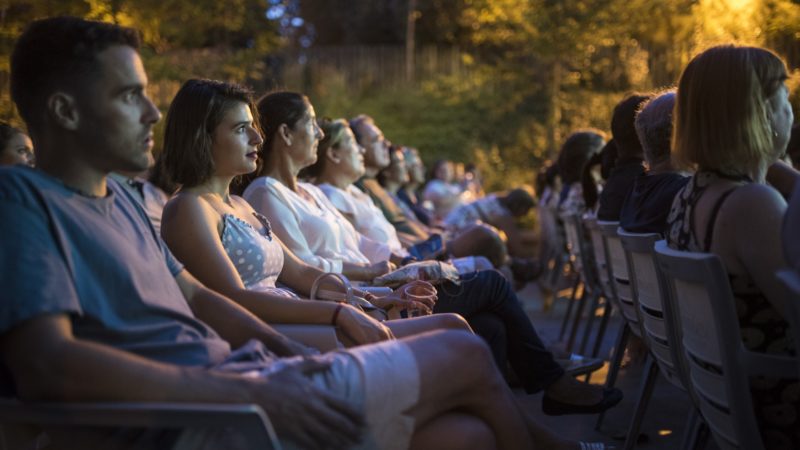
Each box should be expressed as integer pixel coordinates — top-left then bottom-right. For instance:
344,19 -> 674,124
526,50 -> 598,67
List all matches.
304,118 -> 410,257
241,93 -> 403,281
240,93 -> 623,414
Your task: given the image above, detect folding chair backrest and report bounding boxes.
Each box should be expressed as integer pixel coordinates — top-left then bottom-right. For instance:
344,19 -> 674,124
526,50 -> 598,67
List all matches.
598,221 -> 641,337
584,217 -> 616,303
654,241 -> 797,450
618,232 -> 686,391
561,214 -> 597,286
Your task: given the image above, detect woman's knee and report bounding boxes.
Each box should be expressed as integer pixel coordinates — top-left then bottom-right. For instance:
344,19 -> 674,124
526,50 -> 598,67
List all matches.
410,413 -> 497,450
433,313 -> 472,332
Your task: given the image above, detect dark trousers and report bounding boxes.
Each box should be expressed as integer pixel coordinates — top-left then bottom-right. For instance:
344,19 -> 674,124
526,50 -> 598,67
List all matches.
433,270 -> 565,393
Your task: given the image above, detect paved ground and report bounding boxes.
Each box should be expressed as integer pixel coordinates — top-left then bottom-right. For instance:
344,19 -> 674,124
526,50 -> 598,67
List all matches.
512,282 -> 712,449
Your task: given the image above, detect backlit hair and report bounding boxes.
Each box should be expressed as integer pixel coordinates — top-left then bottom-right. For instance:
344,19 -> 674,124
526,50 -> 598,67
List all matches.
673,45 -> 788,176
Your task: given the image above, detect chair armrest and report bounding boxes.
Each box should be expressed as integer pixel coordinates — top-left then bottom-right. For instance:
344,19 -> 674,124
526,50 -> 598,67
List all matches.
0,399 -> 281,449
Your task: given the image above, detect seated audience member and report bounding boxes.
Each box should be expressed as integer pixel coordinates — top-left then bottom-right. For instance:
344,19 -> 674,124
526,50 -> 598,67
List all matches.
304,120 -> 411,260
378,144 -> 430,228
596,93 -> 651,220
444,188 -> 535,258
241,91 -> 621,414
160,79 -> 461,346
423,159 -> 466,220
0,16 -> 617,450
396,146 -> 435,226
580,139 -> 617,213
667,44 -> 797,449
462,162 -> 486,199
348,115 -> 508,267
619,91 -> 689,234
110,155 -> 171,234
557,130 -> 606,216
0,122 -> 33,166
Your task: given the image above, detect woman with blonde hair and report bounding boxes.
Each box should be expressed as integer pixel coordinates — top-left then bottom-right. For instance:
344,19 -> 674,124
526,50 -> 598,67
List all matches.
667,45 -> 797,449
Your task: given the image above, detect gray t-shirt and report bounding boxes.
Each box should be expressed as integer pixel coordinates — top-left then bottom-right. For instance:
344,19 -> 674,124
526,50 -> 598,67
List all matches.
0,166 -> 231,373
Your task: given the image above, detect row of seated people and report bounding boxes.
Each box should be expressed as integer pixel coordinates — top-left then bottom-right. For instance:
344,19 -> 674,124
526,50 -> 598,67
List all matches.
537,45 -> 800,450
0,16 -> 618,450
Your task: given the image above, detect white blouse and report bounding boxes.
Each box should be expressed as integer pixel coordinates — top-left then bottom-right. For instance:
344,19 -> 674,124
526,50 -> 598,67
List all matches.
243,177 -> 391,271
318,183 -> 408,256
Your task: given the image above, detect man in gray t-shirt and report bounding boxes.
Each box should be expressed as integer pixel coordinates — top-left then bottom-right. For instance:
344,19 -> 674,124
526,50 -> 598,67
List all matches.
0,16 -> 563,450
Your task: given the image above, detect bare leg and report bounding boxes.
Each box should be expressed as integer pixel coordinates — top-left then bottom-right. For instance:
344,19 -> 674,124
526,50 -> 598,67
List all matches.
410,412 -> 497,450
385,313 -> 472,338
448,224 -> 508,267
515,399 -> 584,450
403,330 -> 533,450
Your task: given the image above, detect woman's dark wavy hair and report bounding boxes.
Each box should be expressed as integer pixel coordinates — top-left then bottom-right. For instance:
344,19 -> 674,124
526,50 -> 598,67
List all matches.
161,79 -> 256,188
232,91 -> 310,194
556,129 -> 606,184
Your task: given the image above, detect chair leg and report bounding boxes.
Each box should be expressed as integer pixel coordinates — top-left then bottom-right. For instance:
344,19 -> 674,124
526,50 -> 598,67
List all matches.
566,285 -> 588,352
679,407 -> 708,450
623,357 -> 659,450
591,297 -> 613,358
595,322 -> 630,431
578,290 -> 601,355
558,275 -> 581,341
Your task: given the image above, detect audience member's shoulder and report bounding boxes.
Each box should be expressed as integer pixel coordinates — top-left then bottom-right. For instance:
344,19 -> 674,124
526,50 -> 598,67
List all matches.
0,166 -> 59,206
726,182 -> 786,215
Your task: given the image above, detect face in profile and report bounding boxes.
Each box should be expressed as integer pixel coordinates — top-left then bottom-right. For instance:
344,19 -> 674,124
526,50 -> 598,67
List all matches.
76,45 -> 161,173
358,121 -> 390,170
332,127 -> 366,180
404,150 -> 425,184
0,131 -> 34,167
434,161 -> 454,183
385,149 -> 410,184
287,102 -> 323,169
768,83 -> 794,158
211,102 -> 263,177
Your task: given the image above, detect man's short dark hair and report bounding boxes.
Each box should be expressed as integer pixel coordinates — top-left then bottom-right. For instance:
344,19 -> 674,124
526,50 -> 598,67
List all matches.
349,114 -> 375,144
611,93 -> 651,160
10,16 -> 140,132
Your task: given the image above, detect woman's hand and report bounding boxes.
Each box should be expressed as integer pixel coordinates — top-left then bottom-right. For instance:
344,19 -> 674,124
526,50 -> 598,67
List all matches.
335,304 -> 395,345
370,294 -> 433,316
368,260 -> 396,278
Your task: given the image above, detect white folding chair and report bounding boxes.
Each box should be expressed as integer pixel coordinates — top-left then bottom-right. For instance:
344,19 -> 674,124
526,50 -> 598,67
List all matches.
655,241 -> 797,450
619,232 -> 701,450
0,399 -> 281,450
595,221 -> 641,430
560,213 -> 606,355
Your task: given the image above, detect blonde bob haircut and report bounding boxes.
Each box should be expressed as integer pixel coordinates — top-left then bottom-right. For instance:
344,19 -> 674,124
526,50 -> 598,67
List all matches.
673,45 -> 788,177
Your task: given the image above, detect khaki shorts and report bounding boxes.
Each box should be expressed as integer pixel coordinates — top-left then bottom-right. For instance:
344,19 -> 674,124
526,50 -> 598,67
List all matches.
281,340 -> 421,450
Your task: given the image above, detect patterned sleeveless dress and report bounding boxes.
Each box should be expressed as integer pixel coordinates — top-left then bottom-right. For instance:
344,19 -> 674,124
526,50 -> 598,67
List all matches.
666,172 -> 798,450
220,212 -> 297,298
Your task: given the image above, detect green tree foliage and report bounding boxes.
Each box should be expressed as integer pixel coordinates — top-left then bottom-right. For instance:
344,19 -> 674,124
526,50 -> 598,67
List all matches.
0,0 -> 281,127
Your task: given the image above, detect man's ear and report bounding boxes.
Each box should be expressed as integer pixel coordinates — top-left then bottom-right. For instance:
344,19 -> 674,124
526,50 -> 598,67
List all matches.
278,123 -> 292,146
326,145 -> 341,164
47,92 -> 80,131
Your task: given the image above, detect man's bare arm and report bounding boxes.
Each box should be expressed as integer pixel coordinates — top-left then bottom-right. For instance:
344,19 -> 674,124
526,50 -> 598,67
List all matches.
175,269 -> 311,356
0,313 -> 363,449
